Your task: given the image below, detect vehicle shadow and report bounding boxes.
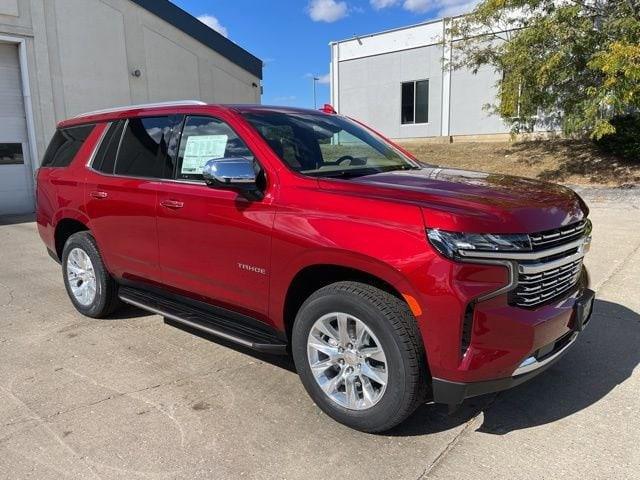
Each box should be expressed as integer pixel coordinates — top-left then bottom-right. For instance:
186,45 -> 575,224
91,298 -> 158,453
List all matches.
390,299 -> 640,436
126,298 -> 639,436
105,304 -> 156,320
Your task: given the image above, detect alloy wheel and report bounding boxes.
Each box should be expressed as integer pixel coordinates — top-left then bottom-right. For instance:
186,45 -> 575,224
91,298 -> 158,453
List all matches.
307,312 -> 388,410
66,248 -> 97,306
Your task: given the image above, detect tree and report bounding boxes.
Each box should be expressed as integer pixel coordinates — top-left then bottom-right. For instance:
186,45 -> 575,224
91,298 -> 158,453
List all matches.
449,0 -> 640,139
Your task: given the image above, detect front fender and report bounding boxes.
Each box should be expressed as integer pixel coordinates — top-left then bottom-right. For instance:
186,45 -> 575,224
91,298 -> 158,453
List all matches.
269,247 -> 426,331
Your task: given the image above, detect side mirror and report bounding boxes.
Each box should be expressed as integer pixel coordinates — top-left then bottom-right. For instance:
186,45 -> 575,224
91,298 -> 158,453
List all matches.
202,158 -> 262,199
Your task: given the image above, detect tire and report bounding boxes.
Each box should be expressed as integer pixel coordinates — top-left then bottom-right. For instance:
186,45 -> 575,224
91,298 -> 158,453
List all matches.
292,281 -> 427,433
61,231 -> 121,318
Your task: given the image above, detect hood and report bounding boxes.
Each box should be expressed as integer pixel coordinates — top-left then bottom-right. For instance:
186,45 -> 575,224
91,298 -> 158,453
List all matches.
319,167 -> 587,233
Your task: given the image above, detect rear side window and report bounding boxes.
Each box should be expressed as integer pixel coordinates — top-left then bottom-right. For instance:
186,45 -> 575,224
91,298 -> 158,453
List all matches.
92,121 -> 125,174
114,117 -> 174,178
41,124 -> 95,167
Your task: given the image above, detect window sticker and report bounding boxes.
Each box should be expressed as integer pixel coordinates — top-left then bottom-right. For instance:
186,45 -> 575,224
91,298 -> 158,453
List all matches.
181,135 -> 228,174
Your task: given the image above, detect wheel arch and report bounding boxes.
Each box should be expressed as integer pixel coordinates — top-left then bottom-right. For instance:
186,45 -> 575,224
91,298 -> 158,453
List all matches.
54,217 -> 90,260
281,263 -> 420,343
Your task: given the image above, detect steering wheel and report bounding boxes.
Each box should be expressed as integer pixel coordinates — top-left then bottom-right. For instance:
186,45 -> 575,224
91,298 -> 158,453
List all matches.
334,155 -> 356,165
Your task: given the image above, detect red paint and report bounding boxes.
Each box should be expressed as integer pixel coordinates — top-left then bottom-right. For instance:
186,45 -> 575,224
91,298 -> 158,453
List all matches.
37,103 -> 589,386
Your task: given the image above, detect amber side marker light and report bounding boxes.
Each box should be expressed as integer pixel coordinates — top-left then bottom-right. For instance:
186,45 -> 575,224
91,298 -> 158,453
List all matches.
402,294 -> 423,317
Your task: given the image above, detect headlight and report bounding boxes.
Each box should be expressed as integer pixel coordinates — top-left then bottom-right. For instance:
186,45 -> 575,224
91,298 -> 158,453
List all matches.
427,229 -> 532,260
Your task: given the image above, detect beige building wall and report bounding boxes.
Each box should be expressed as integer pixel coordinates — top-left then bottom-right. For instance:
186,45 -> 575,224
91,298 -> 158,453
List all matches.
0,0 -> 261,213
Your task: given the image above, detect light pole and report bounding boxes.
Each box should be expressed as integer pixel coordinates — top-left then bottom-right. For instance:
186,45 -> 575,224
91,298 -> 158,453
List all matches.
312,76 -> 319,109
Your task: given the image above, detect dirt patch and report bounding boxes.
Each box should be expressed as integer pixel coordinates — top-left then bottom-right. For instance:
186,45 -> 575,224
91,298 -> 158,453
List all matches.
398,139 -> 640,186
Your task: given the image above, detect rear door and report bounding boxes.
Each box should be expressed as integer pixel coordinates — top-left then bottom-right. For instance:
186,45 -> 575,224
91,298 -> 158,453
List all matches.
156,115 -> 275,321
85,116 -> 180,282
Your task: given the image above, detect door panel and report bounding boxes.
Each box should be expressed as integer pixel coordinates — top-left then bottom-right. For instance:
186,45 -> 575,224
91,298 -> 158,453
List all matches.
157,183 -> 275,322
85,172 -> 161,282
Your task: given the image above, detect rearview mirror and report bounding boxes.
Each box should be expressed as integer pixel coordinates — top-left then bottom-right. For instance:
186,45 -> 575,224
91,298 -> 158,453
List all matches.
202,158 -> 262,199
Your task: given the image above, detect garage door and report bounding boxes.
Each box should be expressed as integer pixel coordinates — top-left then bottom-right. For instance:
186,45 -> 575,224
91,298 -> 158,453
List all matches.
0,42 -> 33,215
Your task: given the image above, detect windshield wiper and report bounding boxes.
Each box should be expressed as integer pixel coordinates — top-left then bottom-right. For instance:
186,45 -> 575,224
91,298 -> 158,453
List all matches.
306,169 -> 378,179
386,164 -> 421,171
304,164 -> 423,179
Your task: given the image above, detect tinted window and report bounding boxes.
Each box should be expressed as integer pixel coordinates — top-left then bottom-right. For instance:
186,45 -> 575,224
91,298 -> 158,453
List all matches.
415,80 -> 429,123
401,82 -> 414,124
41,124 -> 95,167
401,80 -> 429,125
244,112 -> 418,178
176,116 -> 253,180
0,143 -> 23,165
42,132 -> 65,167
115,117 -> 174,178
92,121 -> 125,174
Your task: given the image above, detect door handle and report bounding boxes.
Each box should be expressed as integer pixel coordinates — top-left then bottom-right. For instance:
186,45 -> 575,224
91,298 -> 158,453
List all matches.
160,199 -> 184,209
89,191 -> 108,199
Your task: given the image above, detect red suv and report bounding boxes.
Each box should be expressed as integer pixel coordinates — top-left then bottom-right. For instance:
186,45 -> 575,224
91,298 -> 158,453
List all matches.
36,101 -> 594,432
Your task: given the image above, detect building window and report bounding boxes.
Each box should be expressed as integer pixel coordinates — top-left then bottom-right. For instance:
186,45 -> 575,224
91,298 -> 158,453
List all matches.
401,80 -> 429,124
0,143 -> 24,165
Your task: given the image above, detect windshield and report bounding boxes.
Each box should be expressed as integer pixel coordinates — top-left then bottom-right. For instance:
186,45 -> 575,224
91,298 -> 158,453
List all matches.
243,111 -> 421,178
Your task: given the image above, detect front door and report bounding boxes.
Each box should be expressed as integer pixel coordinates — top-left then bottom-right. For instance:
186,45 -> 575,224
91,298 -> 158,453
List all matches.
156,115 -> 275,322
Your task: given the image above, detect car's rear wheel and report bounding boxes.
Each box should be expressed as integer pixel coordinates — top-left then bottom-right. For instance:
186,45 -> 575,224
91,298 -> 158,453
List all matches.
292,281 -> 427,432
62,231 -> 121,318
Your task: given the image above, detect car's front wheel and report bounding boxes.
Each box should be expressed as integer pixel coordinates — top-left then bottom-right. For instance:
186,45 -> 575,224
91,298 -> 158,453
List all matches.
62,231 -> 121,318
292,281 -> 427,432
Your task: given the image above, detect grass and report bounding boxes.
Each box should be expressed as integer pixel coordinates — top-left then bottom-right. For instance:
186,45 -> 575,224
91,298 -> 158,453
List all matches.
398,139 -> 640,186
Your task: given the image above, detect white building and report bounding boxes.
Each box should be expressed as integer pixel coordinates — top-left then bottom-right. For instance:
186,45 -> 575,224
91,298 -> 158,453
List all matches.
330,18 -> 515,142
0,0 -> 262,215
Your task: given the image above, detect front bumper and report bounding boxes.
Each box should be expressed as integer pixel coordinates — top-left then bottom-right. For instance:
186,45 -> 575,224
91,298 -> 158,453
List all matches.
432,288 -> 595,405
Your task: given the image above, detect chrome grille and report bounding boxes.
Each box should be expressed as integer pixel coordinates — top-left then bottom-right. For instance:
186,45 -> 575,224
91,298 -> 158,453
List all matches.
513,258 -> 583,307
511,220 -> 589,308
529,220 -> 587,250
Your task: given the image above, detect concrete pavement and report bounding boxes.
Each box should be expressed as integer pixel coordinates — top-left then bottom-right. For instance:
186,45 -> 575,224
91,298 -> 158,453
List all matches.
0,187 -> 638,479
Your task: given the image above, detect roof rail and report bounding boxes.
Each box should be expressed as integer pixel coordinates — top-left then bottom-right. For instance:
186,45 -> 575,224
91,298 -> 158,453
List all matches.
73,100 -> 207,119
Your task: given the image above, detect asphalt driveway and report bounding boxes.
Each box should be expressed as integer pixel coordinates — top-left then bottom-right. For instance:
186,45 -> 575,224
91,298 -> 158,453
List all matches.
0,186 -> 638,479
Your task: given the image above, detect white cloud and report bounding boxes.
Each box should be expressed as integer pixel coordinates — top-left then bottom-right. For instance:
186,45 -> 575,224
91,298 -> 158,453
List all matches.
370,0 -> 478,16
308,0 -> 348,22
196,14 -> 228,37
370,0 -> 399,9
317,73 -> 331,85
402,0 -> 431,13
437,0 -> 479,16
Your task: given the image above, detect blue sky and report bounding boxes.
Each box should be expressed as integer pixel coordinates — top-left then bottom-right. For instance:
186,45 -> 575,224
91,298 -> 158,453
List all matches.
172,0 -> 477,108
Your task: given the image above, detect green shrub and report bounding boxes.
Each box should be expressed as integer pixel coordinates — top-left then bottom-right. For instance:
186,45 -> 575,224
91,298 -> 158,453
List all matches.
595,114 -> 640,161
